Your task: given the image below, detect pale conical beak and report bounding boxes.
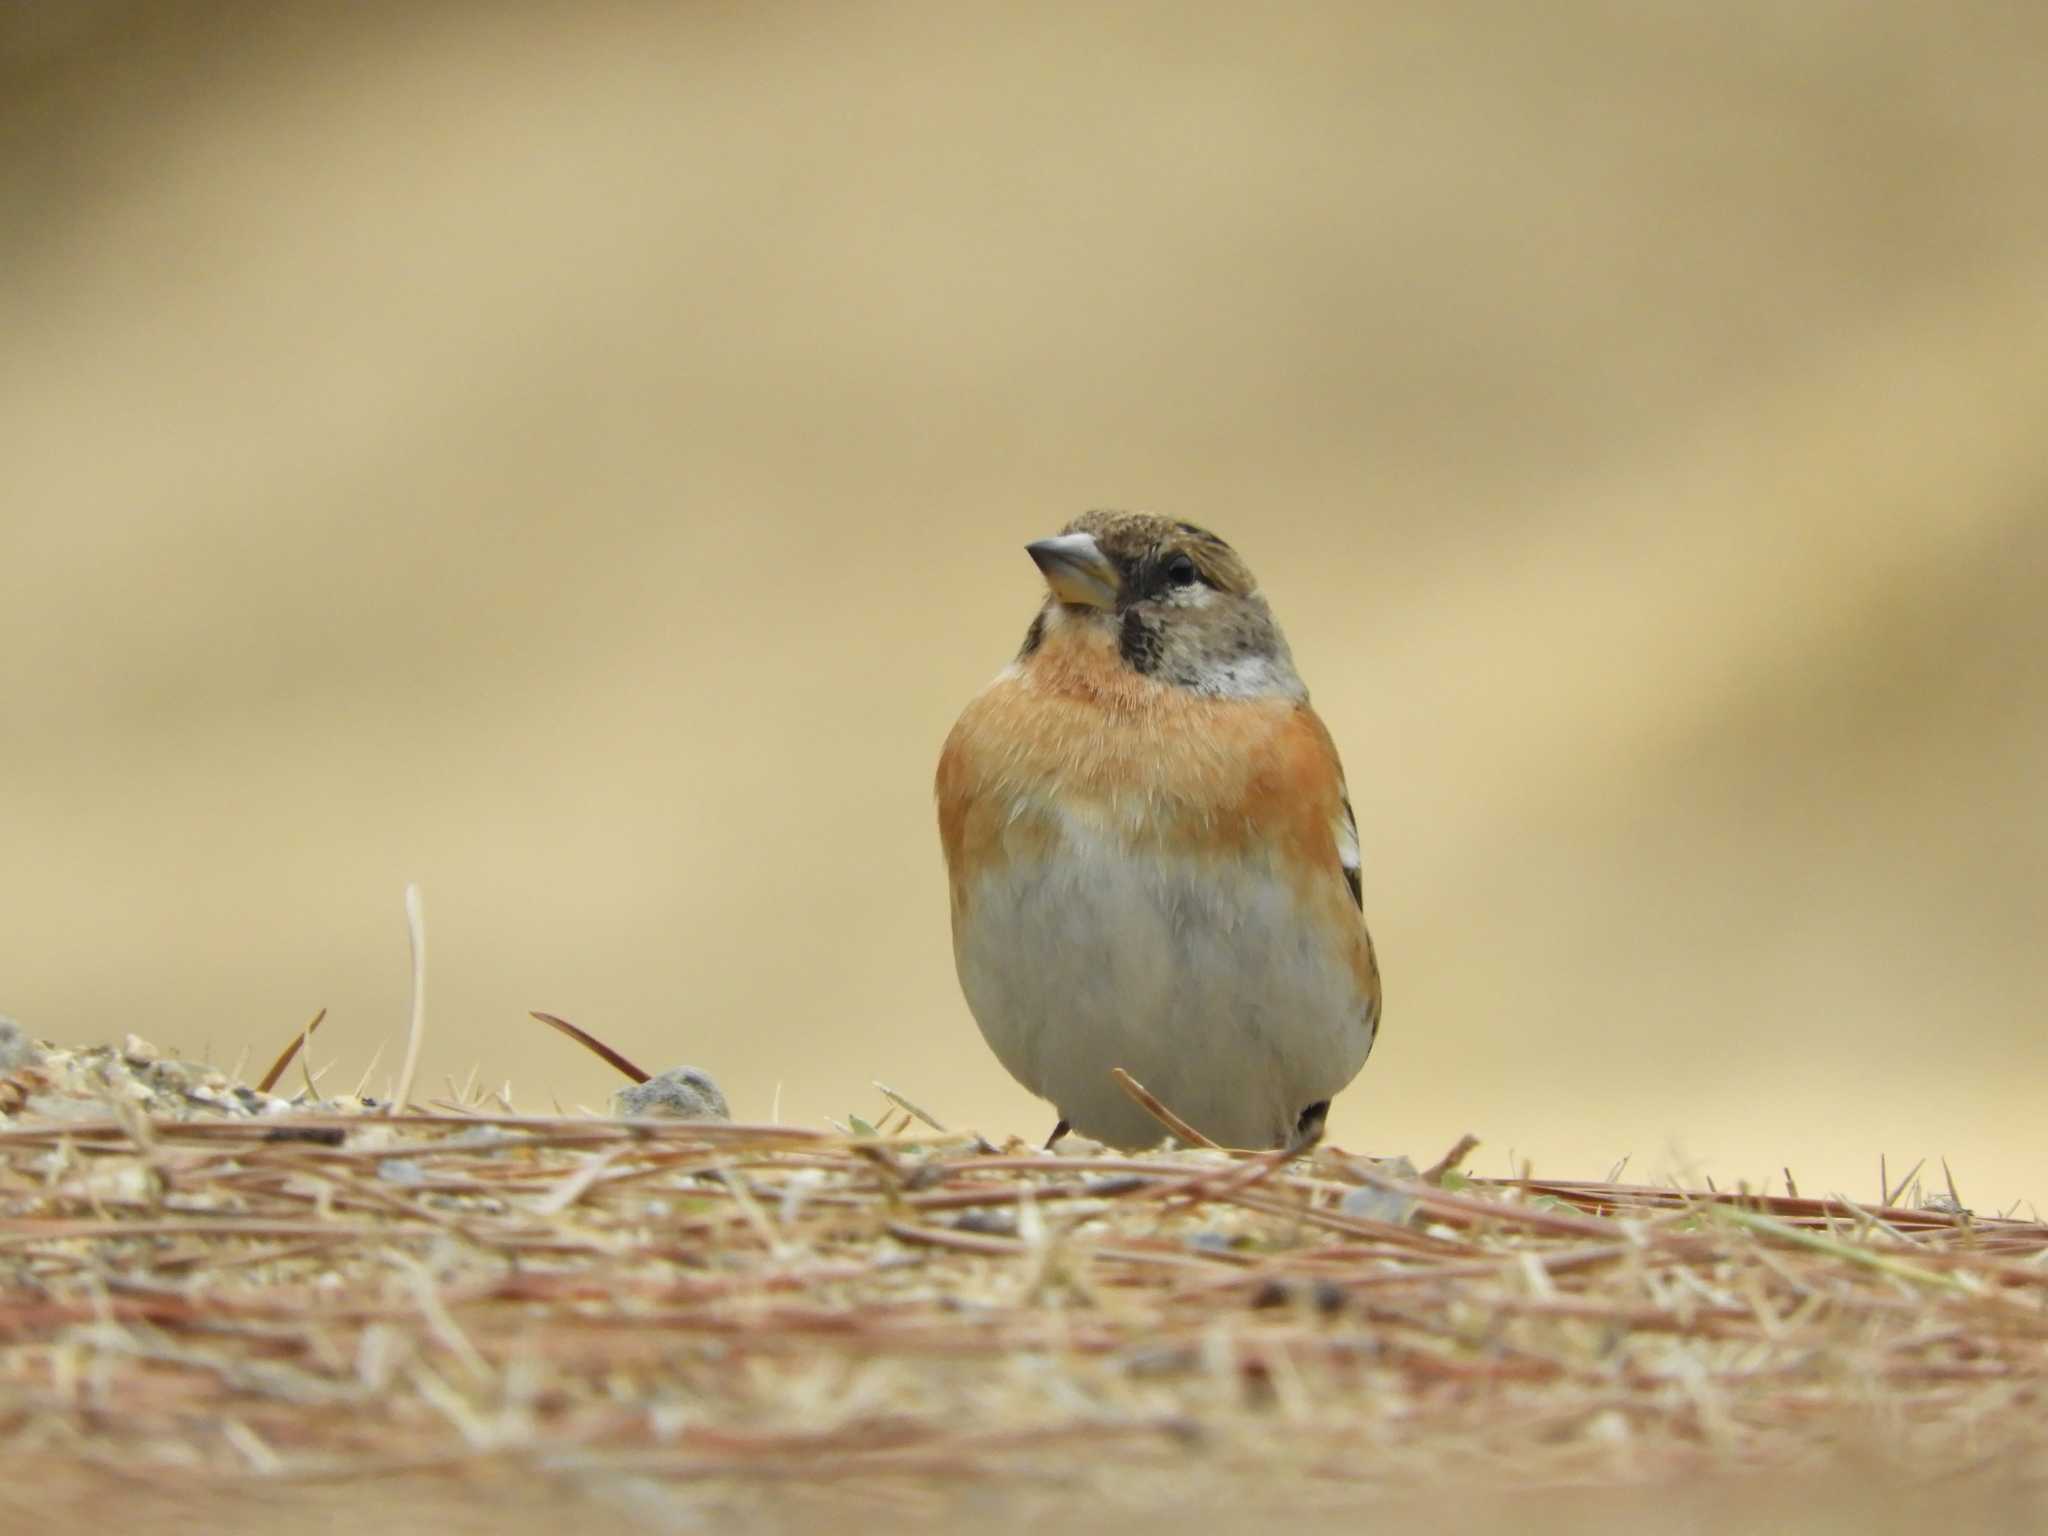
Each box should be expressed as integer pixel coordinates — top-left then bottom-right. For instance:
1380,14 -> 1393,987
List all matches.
1026,533 -> 1120,609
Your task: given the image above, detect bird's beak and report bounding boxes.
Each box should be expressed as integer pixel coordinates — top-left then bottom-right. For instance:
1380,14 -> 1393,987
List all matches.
1026,533 -> 1120,610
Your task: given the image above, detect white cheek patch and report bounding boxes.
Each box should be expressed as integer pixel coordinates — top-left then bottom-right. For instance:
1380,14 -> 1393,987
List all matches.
1192,653 -> 1303,699
1156,583 -> 1308,700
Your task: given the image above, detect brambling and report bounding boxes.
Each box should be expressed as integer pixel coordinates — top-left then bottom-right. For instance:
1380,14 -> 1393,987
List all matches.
936,512 -> 1380,1150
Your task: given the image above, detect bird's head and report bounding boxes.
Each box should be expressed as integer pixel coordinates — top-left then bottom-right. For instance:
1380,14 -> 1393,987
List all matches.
1019,511 -> 1304,700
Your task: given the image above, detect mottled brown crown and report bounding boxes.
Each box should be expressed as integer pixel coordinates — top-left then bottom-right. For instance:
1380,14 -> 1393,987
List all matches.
1062,511 -> 1258,598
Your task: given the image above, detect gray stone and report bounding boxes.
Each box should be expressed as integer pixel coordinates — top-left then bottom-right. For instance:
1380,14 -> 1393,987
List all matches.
0,1017 -> 42,1073
614,1066 -> 730,1121
1340,1183 -> 1420,1226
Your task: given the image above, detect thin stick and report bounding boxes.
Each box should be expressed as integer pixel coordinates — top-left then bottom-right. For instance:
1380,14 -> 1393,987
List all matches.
1715,1205 -> 1972,1293
874,1082 -> 948,1134
1110,1068 -> 1222,1150
1421,1133 -> 1481,1185
350,1042 -> 387,1102
255,1009 -> 327,1096
529,1012 -> 650,1084
1884,1157 -> 1925,1210
389,883 -> 427,1114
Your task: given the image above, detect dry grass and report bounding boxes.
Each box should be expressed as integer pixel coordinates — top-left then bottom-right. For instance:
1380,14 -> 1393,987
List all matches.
1,1042 -> 2045,1531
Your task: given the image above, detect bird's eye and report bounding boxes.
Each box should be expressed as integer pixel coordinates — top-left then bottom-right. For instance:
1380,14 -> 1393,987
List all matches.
1164,554 -> 1200,587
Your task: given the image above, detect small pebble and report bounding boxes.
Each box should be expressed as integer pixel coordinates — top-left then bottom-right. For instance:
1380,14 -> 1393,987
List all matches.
0,1017 -> 41,1073
1340,1184 -> 1420,1226
614,1066 -> 730,1121
145,1059 -> 215,1091
442,1125 -> 511,1149
950,1210 -> 1019,1237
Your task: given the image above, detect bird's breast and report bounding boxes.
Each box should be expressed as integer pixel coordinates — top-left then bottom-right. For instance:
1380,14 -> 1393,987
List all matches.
934,667 -> 1378,1145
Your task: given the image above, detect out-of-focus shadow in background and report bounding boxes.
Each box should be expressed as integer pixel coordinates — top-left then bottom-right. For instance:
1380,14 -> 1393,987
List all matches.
4,2 -> 2044,1203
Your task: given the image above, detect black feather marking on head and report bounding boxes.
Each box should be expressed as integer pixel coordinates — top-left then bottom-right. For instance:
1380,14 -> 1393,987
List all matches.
1343,865 -> 1363,911
1017,608 -> 1048,660
1118,609 -> 1162,674
1108,553 -> 1149,606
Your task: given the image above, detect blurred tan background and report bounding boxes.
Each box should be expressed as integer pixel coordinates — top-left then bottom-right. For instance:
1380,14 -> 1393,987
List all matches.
3,2 -> 2044,1205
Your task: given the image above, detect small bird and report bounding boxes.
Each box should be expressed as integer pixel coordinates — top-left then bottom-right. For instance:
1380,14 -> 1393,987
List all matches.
936,512 -> 1380,1150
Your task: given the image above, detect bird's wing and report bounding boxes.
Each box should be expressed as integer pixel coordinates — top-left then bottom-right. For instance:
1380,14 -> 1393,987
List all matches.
1266,704 -> 1380,1034
1328,790 -> 1359,911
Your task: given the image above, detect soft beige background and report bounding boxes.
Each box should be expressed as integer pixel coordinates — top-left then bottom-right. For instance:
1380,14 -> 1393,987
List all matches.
4,2 -> 2043,1206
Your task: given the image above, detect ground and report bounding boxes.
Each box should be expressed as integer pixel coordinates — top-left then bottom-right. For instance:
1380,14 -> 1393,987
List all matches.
1,1039 -> 2043,1532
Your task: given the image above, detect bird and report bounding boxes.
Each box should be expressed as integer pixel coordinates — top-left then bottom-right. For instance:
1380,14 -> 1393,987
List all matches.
935,512 -> 1380,1151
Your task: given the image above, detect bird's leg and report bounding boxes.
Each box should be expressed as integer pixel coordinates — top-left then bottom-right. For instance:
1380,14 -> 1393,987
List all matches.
1043,1119 -> 1071,1150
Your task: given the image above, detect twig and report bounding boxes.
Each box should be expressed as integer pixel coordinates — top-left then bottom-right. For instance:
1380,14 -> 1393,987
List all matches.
1109,1068 -> 1221,1150
1884,1156 -> 1926,1210
351,1042 -> 386,1103
874,1082 -> 948,1134
389,883 -> 427,1114
1421,1133 -> 1481,1185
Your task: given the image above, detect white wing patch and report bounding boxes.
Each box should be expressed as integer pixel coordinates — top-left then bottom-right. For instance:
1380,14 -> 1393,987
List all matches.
1335,795 -> 1362,910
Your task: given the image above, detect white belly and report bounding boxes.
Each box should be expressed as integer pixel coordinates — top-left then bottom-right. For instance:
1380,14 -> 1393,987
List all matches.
953,831 -> 1376,1149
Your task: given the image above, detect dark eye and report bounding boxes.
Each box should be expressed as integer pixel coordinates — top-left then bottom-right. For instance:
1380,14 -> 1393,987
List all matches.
1164,554 -> 1200,587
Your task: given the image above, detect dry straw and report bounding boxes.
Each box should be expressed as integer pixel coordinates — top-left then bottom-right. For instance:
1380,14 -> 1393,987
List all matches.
0,1019 -> 2043,1523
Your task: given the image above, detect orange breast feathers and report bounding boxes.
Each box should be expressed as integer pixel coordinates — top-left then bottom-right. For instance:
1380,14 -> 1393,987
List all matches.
935,624 -> 1363,939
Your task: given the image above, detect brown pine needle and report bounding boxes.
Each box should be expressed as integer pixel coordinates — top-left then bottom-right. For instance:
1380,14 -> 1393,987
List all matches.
255,1008 -> 326,1095
9,1038 -> 2046,1506
1421,1132 -> 1482,1185
529,1011 -> 651,1084
1110,1067 -> 1222,1151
